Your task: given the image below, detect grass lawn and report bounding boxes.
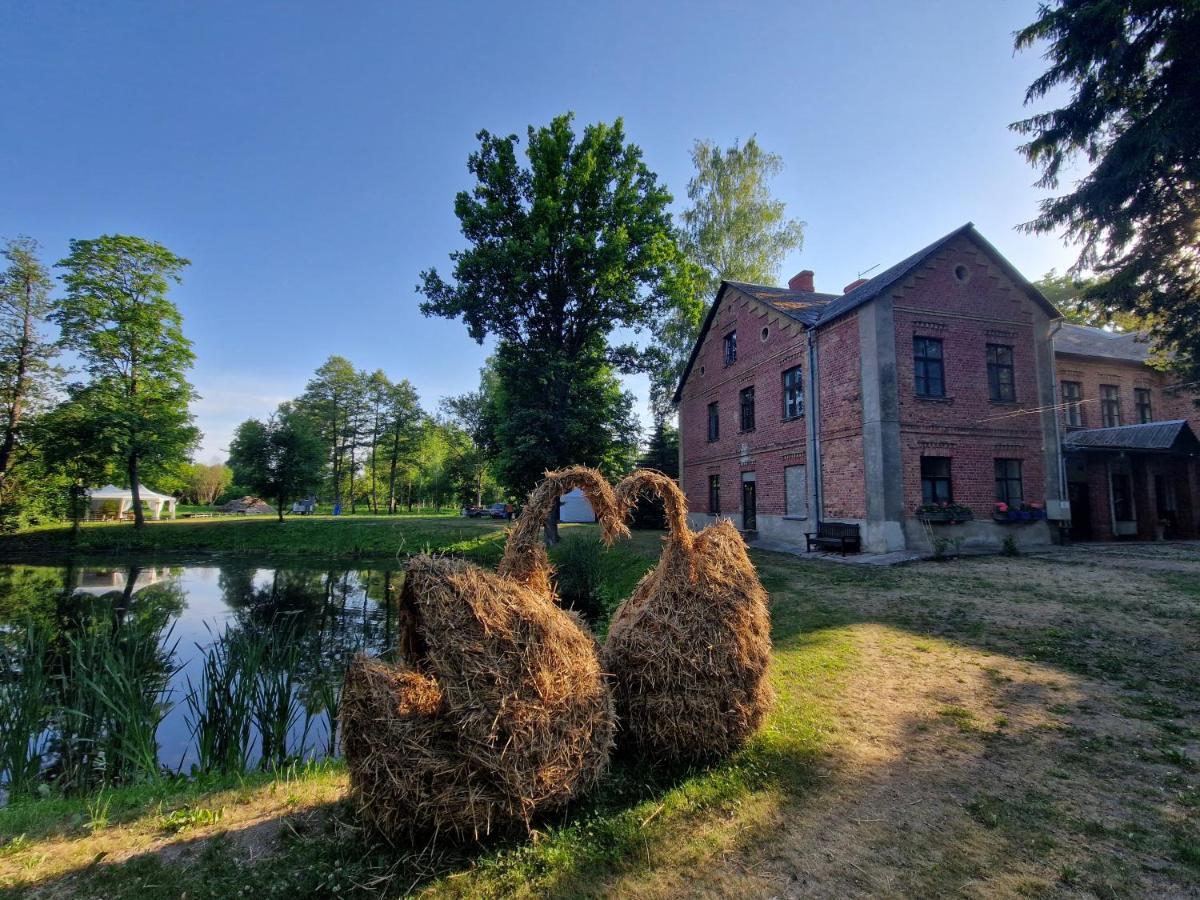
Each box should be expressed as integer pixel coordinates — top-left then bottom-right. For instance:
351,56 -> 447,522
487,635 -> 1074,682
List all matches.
2,539 -> 1199,897
0,514 -> 508,560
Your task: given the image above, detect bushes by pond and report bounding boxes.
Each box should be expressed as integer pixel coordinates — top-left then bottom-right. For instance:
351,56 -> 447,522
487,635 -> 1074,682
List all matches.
0,616 -> 346,802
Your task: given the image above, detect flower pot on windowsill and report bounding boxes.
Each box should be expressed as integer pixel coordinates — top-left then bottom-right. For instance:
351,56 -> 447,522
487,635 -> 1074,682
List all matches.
993,507 -> 1047,523
918,509 -> 956,523
917,506 -> 974,524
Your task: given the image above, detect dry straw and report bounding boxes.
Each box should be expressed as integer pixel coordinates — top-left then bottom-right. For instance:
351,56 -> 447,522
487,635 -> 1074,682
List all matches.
341,466 -> 627,843
603,469 -> 773,764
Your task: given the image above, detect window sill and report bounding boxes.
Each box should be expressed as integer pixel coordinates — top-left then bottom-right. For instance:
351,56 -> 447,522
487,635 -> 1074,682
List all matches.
914,395 -> 953,403
781,414 -> 805,422
737,429 -> 756,435
988,399 -> 1020,406
782,515 -> 809,521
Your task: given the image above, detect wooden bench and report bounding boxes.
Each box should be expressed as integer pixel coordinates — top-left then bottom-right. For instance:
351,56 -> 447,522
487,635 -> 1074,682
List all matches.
805,521 -> 862,555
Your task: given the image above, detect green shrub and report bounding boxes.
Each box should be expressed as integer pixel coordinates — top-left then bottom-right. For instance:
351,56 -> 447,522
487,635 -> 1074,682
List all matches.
552,535 -> 606,625
1001,534 -> 1020,557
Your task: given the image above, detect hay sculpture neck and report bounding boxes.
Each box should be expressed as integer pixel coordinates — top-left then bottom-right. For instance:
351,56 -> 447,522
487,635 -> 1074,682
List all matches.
341,466 -> 624,844
498,465 -> 630,600
603,468 -> 774,764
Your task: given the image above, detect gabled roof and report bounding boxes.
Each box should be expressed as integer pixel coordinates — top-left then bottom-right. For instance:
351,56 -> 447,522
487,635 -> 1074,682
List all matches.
1062,420 -> 1199,453
813,222 -> 1060,326
671,223 -> 1060,404
670,281 -> 838,403
722,282 -> 841,327
1054,323 -> 1152,363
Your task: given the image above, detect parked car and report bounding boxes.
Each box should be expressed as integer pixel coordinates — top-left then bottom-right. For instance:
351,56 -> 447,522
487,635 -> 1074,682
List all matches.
462,505 -> 485,518
488,502 -> 512,519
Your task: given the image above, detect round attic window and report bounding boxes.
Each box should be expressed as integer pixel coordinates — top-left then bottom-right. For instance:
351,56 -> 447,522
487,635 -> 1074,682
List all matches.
954,264 -> 970,283
760,326 -> 770,341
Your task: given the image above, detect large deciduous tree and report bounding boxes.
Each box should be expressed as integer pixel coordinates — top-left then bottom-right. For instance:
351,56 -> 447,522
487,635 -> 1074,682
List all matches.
182,461 -> 234,506
54,235 -> 199,527
297,356 -> 364,512
648,137 -> 805,419
0,237 -> 61,487
418,113 -> 676,541
228,404 -> 325,523
1013,1 -> 1200,385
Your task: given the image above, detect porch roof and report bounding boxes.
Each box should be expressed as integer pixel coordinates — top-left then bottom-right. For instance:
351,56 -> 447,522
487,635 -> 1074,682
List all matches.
1063,420 -> 1200,454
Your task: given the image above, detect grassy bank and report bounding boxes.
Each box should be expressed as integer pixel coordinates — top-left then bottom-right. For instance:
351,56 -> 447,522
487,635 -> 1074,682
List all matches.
2,541 -> 1200,896
0,515 -> 513,561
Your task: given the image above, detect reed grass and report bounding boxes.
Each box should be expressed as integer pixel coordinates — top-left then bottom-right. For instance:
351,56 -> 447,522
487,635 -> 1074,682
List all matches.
54,619 -> 177,791
0,624 -> 52,800
184,627 -> 257,776
185,619 -> 321,776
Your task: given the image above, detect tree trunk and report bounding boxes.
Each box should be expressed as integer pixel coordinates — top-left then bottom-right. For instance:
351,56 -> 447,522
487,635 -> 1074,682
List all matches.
115,564 -> 140,628
348,438 -> 357,513
386,429 -> 400,514
544,498 -> 560,546
70,482 -> 83,535
277,490 -> 286,523
0,297 -> 33,486
369,416 -> 380,513
128,456 -> 145,528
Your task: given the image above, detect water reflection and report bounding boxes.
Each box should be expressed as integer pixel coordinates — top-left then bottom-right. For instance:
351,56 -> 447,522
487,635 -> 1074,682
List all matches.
0,558 -> 401,790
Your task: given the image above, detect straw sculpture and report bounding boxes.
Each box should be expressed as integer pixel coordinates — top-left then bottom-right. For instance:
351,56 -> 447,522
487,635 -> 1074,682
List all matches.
341,466 -> 627,843
602,469 -> 773,763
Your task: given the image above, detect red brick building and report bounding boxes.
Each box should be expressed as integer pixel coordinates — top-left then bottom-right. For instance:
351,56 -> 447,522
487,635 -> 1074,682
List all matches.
674,223 -> 1200,553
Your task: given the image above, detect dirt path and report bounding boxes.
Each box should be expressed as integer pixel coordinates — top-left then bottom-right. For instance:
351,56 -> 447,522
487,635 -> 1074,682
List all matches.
717,618 -> 1195,898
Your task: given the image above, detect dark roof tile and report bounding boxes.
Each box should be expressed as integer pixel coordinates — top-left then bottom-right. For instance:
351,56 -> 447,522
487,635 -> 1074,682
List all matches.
1062,420 -> 1199,453
1054,323 -> 1152,363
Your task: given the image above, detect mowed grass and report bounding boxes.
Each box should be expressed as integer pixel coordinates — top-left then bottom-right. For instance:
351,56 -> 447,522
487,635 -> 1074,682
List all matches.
2,538 -> 1200,897
0,514 -> 511,561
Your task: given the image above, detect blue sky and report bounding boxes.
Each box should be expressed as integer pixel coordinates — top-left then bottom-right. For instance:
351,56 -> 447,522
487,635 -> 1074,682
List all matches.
1,1 -> 1077,460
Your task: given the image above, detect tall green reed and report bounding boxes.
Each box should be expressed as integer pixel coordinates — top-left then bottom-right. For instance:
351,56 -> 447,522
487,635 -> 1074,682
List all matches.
0,624 -> 52,799
184,626 -> 258,776
185,617 -> 317,775
54,619 -> 177,792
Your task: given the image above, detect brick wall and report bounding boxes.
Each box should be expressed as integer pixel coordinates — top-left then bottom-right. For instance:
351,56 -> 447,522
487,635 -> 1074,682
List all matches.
815,313 -> 865,519
888,233 -> 1051,518
1055,354 -> 1200,434
677,287 -> 809,523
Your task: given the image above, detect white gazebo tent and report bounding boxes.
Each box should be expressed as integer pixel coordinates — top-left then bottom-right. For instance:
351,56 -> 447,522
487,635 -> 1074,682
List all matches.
88,484 -> 178,521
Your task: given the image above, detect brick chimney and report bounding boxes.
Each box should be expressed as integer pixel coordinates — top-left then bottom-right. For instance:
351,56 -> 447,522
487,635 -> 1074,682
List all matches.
843,278 -> 869,294
788,270 -> 815,292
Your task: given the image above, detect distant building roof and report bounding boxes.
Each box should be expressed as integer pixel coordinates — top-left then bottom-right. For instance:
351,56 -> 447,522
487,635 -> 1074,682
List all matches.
1063,420 -> 1199,453
1054,323 -> 1153,363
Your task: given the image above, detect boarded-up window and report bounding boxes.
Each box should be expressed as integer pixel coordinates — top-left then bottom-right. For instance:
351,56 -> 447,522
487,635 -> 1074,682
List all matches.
785,465 -> 807,518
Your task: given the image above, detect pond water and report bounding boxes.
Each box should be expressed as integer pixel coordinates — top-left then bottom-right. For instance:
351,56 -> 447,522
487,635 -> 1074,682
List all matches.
0,557 -> 404,786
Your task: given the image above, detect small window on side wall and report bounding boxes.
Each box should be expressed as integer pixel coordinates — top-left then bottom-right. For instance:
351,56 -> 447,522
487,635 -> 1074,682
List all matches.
986,344 -> 1015,402
994,459 -> 1023,505
913,337 -> 945,397
739,386 -> 756,432
785,464 -> 807,518
707,401 -> 719,442
1061,381 -> 1084,427
782,366 -> 804,419
920,456 -> 953,505
723,331 -> 737,366
1135,388 -> 1152,424
708,474 -> 720,515
1100,384 -> 1122,427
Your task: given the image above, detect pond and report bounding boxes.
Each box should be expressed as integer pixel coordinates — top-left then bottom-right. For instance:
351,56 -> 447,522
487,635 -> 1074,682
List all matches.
0,557 -> 404,798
